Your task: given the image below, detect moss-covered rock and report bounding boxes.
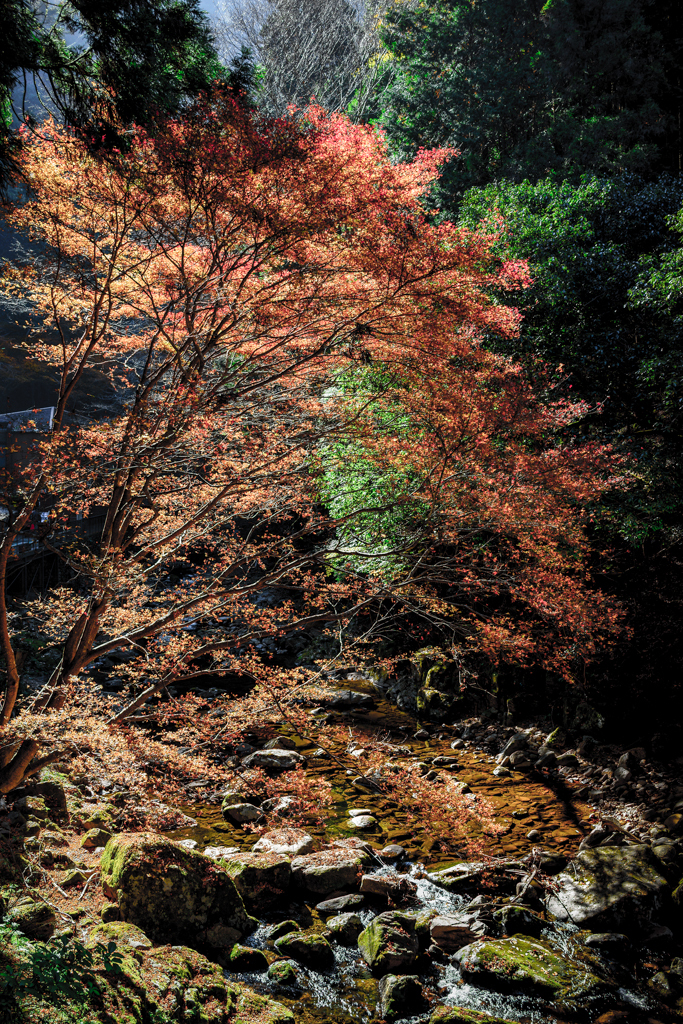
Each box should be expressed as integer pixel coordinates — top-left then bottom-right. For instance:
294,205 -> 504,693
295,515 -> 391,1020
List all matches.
8,897 -> 56,939
546,845 -> 670,932
325,912 -> 364,945
266,920 -> 300,941
273,931 -> 334,967
454,937 -> 612,1003
268,960 -> 299,986
357,911 -> 419,974
82,827 -> 113,848
228,944 -> 269,972
88,921 -> 153,950
100,832 -> 257,952
378,974 -> 423,1022
429,1008 -> 519,1024
221,851 -> 291,911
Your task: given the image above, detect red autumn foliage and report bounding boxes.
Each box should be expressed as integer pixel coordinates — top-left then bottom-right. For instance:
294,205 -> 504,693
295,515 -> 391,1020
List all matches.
0,89 -> 623,792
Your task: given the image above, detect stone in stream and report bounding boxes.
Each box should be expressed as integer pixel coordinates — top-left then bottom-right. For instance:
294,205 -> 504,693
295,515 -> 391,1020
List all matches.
315,893 -> 365,914
429,1008 -> 519,1024
360,873 -> 418,903
378,974 -> 423,1022
220,851 -> 292,911
545,845 -> 670,932
223,802 -> 263,825
100,833 -> 257,951
268,960 -> 300,986
429,862 -> 519,896
228,943 -> 268,972
273,932 -> 334,967
241,749 -> 306,771
454,936 -> 613,1003
266,920 -> 300,940
346,814 -> 378,830
325,912 -> 364,944
204,845 -> 240,860
291,847 -> 369,895
324,690 -> 375,708
253,829 -> 315,856
379,844 -> 406,861
429,914 -> 484,952
357,910 -> 419,973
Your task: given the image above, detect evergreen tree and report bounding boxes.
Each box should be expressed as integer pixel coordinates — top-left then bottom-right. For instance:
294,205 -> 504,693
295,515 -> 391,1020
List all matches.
0,0 -> 226,183
378,0 -> 669,205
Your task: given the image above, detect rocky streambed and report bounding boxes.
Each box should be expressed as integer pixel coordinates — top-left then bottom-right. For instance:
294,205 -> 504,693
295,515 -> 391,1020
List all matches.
3,679 -> 683,1024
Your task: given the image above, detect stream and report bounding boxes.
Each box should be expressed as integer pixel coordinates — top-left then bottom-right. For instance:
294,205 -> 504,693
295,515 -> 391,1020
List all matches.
162,684 -> 680,1024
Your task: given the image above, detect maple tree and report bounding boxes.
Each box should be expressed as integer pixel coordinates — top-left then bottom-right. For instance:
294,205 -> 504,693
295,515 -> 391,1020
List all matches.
0,90 -> 622,793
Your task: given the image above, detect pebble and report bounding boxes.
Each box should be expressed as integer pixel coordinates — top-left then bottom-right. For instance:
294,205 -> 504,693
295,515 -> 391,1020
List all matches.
526,829 -> 542,840
346,814 -> 377,830
379,844 -> 405,861
450,739 -> 465,750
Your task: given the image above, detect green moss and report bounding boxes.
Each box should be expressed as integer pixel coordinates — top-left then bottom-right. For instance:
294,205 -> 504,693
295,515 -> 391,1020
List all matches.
455,937 -> 611,1002
357,911 -> 419,974
430,1008 -> 519,1024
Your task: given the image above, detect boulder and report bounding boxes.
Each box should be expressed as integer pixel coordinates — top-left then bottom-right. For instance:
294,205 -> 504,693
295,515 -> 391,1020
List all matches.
360,873 -> 417,903
378,974 -> 423,1022
316,893 -> 365,914
81,827 -> 112,848
87,921 -> 152,950
429,914 -> 483,952
242,749 -> 306,771
228,944 -> 269,972
9,897 -> 56,939
223,803 -> 263,826
357,911 -> 419,973
100,832 -> 256,951
324,690 -> 375,708
454,936 -> 612,1002
429,1008 -> 519,1024
266,920 -> 300,940
273,931 -> 335,967
253,828 -> 315,856
268,960 -> 300,986
325,912 -> 364,945
545,845 -> 670,932
291,848 -> 368,895
221,851 -> 292,911
346,814 -> 377,830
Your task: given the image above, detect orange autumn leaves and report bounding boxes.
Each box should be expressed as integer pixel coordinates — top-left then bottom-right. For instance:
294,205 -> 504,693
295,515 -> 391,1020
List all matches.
0,89 -> 623,764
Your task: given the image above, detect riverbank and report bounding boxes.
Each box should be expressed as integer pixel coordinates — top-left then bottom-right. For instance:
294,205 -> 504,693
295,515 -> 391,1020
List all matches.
1,671 -> 682,1023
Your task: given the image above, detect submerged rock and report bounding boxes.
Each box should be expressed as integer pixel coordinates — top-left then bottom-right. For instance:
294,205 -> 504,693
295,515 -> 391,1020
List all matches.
454,936 -> 612,1003
100,832 -> 256,951
545,845 -> 670,932
357,910 -> 419,973
378,974 -> 423,1021
291,847 -> 368,895
273,931 -> 335,967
